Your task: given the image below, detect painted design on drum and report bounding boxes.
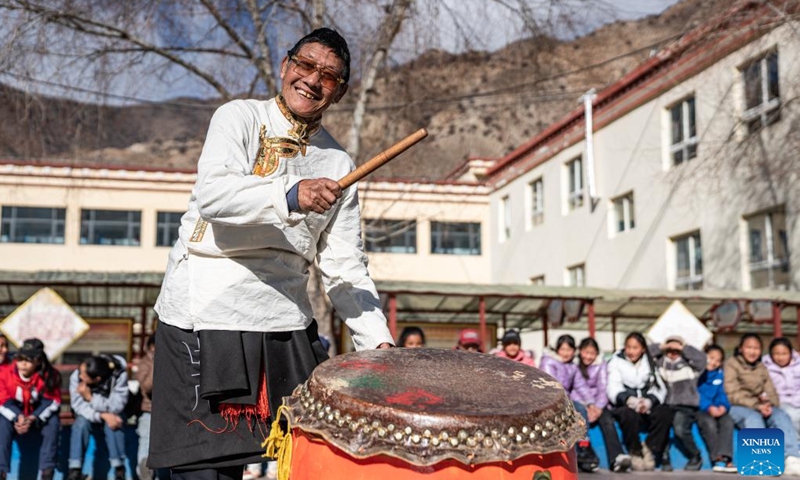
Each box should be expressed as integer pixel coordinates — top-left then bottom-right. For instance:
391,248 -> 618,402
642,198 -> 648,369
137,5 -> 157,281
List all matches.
533,471 -> 552,480
349,375 -> 386,390
338,358 -> 390,372
385,388 -> 443,409
531,377 -> 561,389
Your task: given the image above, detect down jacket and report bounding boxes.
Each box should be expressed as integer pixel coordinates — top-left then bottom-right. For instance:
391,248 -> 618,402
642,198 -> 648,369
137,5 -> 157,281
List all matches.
606,349 -> 667,407
723,355 -> 779,409
570,357 -> 609,409
539,349 -> 577,393
762,350 -> 800,409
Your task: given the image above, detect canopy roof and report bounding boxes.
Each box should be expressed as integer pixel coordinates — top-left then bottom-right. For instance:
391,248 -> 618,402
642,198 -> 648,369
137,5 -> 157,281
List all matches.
0,272 -> 797,336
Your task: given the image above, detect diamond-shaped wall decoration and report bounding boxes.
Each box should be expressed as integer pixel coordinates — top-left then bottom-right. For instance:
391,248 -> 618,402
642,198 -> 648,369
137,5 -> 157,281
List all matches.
0,288 -> 90,360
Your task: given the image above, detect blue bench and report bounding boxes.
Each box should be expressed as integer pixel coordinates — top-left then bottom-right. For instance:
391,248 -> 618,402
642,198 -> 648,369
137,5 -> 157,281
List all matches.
589,422 -> 739,470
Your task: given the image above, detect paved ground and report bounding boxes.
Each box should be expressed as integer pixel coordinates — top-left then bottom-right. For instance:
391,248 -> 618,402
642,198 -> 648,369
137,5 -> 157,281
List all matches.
585,472 -> 738,480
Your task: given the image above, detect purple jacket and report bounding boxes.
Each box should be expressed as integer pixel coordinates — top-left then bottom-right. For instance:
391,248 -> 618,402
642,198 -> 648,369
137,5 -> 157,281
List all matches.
570,359 -> 609,409
763,351 -> 800,409
539,349 -> 577,394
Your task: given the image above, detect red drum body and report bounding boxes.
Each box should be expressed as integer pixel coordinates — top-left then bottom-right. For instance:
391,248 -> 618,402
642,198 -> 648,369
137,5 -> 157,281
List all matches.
280,349 -> 583,480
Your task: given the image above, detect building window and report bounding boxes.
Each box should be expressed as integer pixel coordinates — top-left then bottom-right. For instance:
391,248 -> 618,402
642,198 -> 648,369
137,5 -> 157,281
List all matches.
499,195 -> 511,241
674,231 -> 703,290
747,208 -> 789,289
669,97 -> 697,166
156,211 -> 182,247
0,206 -> 66,244
566,157 -> 583,211
743,51 -> 780,133
530,275 -> 545,286
611,193 -> 635,234
567,264 -> 585,287
431,222 -> 481,255
80,209 -> 141,246
364,219 -> 417,254
529,178 -> 544,227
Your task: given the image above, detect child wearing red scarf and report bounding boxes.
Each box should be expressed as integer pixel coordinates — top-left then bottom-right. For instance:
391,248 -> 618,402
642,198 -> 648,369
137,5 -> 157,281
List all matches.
0,339 -> 61,480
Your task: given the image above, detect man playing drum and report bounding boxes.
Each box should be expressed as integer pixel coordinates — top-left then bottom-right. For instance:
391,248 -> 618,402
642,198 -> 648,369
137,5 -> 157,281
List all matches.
149,28 -> 394,480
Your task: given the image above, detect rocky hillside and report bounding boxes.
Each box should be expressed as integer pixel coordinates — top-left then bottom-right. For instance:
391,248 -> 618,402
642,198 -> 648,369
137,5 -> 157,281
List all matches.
0,0 -> 731,179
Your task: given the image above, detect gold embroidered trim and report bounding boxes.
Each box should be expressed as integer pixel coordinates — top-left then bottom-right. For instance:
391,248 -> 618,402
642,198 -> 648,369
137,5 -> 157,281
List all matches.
190,124 -> 305,243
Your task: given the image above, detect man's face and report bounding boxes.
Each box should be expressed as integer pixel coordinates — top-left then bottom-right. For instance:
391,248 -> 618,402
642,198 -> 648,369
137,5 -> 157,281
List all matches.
280,42 -> 348,121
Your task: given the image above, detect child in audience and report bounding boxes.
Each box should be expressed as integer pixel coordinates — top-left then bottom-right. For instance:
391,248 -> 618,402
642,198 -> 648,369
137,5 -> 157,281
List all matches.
654,335 -> 706,471
572,337 -> 631,472
0,339 -> 61,480
696,344 -> 736,473
0,335 -> 9,368
725,333 -> 800,476
398,326 -> 426,348
493,329 -> 535,366
69,354 -> 129,480
607,332 -> 671,472
541,334 -> 598,472
763,337 -> 800,435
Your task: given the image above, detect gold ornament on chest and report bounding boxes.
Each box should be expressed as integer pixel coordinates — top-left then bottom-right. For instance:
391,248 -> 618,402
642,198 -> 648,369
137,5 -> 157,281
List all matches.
253,124 -> 304,177
190,124 -> 305,243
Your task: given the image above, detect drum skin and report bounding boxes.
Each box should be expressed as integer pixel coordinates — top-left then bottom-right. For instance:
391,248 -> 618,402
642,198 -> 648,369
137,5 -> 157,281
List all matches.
290,429 -> 578,480
279,349 -> 584,479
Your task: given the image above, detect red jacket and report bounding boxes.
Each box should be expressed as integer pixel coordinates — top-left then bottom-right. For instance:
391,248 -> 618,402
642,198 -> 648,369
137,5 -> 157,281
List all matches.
0,363 -> 61,424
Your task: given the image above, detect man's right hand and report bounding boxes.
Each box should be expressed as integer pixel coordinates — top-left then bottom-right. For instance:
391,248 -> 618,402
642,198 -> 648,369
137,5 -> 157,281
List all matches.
100,412 -> 123,430
298,179 -> 342,214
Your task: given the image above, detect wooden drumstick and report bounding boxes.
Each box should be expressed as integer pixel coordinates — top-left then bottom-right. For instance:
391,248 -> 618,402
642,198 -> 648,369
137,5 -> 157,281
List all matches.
337,128 -> 428,189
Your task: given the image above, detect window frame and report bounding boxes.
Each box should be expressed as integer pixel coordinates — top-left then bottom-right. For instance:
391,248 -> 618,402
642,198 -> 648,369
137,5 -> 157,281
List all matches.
566,264 -> 585,287
611,192 -> 635,235
746,208 -> 789,289
673,231 -> 703,291
669,96 -> 698,166
499,195 -> 511,242
430,221 -> 482,256
156,211 -> 183,248
0,206 -> 66,244
566,157 -> 584,212
529,177 -> 544,227
742,50 -> 781,133
80,209 -> 142,246
530,275 -> 545,286
363,218 -> 418,254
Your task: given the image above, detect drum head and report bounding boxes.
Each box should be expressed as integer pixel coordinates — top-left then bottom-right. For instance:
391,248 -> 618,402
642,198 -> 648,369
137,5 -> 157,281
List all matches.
284,348 -> 585,466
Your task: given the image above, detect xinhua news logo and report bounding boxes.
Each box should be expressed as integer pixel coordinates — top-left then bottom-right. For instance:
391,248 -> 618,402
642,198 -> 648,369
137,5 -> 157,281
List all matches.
738,428 -> 784,476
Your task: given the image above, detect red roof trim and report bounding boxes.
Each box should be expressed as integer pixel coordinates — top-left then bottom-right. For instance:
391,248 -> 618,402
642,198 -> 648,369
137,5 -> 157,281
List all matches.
485,0 -> 779,185
0,158 -> 197,174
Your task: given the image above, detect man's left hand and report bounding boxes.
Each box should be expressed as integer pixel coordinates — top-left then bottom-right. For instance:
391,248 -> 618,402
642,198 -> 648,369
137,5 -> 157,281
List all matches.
377,343 -> 393,349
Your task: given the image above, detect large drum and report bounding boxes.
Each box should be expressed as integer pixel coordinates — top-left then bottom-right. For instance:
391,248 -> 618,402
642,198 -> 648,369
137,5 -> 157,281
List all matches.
272,348 -> 584,479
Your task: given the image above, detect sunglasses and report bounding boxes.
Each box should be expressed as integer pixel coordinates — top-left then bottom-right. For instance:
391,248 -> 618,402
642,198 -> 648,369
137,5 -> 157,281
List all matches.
289,55 -> 345,91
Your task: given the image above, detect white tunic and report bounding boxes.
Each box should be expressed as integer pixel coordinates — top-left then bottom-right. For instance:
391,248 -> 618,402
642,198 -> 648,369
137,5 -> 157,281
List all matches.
154,98 -> 394,351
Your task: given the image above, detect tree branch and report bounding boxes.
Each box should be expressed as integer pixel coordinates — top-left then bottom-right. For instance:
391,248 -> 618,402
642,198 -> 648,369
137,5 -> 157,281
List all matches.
7,0 -> 232,98
243,0 -> 277,96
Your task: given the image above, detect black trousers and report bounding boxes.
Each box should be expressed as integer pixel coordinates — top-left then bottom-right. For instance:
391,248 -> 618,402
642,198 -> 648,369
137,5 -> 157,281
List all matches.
171,466 -> 242,480
672,406 -> 701,459
593,409 -> 625,465
696,411 -> 735,460
148,320 -> 329,470
611,404 -> 673,456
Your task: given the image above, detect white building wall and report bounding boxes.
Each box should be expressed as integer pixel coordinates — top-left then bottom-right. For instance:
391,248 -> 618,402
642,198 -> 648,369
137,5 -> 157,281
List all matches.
490,24 -> 800,292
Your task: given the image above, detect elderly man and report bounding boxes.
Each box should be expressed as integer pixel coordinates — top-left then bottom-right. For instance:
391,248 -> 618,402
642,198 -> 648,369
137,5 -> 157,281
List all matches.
149,28 -> 394,479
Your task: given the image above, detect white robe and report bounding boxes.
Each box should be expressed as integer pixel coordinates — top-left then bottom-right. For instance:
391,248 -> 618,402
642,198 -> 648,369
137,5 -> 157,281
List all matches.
155,98 -> 393,351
